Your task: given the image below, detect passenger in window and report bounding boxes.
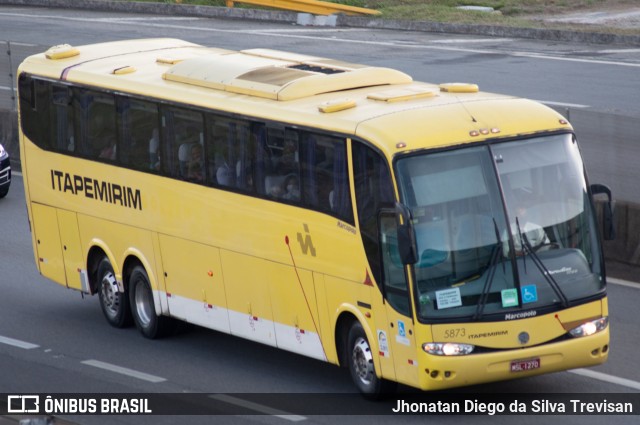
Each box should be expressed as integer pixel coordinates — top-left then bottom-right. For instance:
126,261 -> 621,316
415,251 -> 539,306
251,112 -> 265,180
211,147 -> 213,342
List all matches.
317,146 -> 334,172
149,128 -> 160,170
99,139 -> 116,160
275,137 -> 298,175
267,177 -> 284,198
236,162 -> 254,190
187,143 -> 204,183
216,161 -> 233,186
282,174 -> 300,201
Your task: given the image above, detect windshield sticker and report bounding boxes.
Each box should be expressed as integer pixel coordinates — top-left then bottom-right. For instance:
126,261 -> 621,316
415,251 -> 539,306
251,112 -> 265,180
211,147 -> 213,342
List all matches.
501,289 -> 519,308
521,285 -> 538,304
396,321 -> 410,346
435,288 -> 462,310
377,330 -> 390,357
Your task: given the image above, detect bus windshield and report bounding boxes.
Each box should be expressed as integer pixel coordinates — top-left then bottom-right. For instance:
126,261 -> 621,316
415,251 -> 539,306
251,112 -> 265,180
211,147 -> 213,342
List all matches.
395,133 -> 604,321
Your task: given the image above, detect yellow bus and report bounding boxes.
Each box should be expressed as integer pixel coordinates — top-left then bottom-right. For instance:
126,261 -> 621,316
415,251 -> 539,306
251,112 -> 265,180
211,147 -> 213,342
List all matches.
18,38 -> 615,396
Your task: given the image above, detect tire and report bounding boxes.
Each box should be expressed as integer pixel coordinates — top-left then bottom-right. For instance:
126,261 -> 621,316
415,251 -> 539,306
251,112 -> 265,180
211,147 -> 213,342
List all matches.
0,186 -> 8,198
347,322 -> 396,399
129,265 -> 173,339
97,257 -> 132,328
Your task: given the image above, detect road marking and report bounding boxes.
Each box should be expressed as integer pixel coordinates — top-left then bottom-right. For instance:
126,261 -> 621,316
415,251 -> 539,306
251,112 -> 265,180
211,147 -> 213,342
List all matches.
210,394 -> 306,422
570,369 -> 640,391
81,359 -> 166,383
533,100 -> 590,108
0,335 -> 39,350
430,38 -> 514,44
582,48 -> 640,54
6,41 -> 37,47
1,11 -> 639,69
608,277 -> 640,290
0,86 -> 12,91
242,28 -> 369,33
88,17 -> 201,22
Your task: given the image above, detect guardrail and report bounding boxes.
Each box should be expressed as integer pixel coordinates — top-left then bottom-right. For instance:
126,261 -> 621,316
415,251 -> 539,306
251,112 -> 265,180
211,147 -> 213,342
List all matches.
224,0 -> 380,16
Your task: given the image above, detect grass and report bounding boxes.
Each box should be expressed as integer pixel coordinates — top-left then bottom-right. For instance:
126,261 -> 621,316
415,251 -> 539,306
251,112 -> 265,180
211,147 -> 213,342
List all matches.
117,0 -> 640,35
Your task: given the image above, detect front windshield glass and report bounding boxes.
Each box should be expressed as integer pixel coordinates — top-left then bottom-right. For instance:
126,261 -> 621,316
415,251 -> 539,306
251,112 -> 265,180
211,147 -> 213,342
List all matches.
395,134 -> 604,321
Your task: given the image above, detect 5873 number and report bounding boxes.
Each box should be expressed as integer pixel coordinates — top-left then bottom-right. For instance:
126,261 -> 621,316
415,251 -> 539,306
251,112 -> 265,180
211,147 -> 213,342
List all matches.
443,328 -> 466,339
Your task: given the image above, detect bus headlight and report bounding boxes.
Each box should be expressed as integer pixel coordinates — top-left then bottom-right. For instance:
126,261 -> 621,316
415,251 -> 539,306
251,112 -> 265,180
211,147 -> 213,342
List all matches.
568,317 -> 608,338
422,342 -> 474,356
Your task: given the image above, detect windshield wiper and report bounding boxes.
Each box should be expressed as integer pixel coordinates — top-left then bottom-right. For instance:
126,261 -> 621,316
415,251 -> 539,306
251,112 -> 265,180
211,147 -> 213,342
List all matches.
473,219 -> 503,320
516,217 -> 569,308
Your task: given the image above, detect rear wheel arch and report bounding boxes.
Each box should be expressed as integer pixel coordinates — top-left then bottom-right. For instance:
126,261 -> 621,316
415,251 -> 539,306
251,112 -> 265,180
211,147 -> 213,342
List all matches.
126,260 -> 174,339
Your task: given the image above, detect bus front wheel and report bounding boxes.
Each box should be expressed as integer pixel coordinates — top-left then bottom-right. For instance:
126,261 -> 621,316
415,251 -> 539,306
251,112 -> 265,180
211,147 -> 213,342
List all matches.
129,265 -> 172,339
97,257 -> 131,328
347,321 -> 395,398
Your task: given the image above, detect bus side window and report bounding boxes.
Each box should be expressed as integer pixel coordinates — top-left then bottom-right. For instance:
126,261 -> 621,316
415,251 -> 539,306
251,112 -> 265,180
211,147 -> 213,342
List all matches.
162,107 -> 204,182
353,141 -> 395,286
118,97 -> 160,172
206,114 -> 256,192
73,88 -> 117,161
51,84 -> 74,152
298,132 -> 352,223
18,76 -> 53,151
263,128 -> 300,200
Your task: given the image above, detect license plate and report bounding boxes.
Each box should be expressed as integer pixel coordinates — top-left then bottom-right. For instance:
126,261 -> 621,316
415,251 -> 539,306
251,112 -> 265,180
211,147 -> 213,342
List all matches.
510,358 -> 540,372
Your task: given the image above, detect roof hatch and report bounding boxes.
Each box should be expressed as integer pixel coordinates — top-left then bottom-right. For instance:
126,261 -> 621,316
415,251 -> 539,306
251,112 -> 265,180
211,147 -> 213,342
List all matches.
45,44 -> 80,60
162,49 -> 412,101
367,86 -> 438,103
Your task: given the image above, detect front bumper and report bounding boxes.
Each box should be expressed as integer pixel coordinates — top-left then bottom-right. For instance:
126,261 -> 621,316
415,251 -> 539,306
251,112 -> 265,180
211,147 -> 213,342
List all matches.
417,327 -> 609,391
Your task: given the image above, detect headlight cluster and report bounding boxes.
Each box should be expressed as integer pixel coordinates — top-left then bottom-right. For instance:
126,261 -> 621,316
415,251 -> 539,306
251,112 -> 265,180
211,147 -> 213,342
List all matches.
568,317 -> 609,338
422,342 -> 475,356
0,144 -> 6,158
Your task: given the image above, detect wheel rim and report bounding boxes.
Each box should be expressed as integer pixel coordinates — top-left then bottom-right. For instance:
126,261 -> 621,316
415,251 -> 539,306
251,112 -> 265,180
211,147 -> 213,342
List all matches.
352,336 -> 374,386
100,271 -> 120,318
134,279 -> 153,328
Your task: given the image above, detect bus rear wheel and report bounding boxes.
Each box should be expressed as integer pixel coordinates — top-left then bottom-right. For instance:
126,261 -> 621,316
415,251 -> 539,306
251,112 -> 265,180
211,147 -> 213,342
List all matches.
97,257 -> 131,328
129,265 -> 172,339
347,322 -> 395,399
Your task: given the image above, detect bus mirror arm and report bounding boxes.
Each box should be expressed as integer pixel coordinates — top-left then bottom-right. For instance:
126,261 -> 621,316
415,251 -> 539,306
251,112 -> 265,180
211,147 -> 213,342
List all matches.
590,183 -> 615,241
395,203 -> 418,265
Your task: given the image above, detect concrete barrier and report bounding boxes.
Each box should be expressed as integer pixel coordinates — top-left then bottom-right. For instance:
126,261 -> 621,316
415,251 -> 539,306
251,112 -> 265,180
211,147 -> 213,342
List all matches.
603,200 -> 640,265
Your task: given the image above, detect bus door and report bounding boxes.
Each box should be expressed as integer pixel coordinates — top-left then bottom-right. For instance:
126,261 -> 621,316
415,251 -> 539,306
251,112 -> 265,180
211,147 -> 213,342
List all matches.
352,140 -> 419,387
378,210 -> 420,388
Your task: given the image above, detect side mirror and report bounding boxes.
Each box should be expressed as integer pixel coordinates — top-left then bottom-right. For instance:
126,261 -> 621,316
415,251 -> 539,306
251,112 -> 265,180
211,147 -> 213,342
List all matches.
590,184 -> 615,240
395,203 -> 418,265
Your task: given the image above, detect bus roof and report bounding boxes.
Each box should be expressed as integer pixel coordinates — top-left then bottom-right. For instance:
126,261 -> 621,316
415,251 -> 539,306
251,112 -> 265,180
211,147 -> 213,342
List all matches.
19,38 -> 571,157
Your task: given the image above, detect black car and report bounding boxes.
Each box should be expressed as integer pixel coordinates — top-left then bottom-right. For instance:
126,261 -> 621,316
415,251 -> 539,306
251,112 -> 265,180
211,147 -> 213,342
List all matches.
0,143 -> 10,198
